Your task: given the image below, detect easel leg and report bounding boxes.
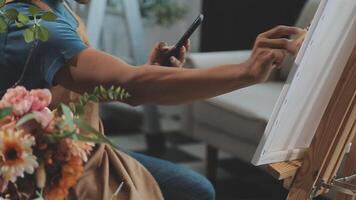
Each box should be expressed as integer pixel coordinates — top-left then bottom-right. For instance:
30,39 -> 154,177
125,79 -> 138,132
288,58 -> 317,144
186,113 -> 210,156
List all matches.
206,145 -> 219,183
336,136 -> 356,200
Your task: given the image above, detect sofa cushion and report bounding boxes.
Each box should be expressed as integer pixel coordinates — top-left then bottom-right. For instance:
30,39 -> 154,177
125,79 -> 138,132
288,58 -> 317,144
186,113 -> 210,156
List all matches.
186,50 -> 251,68
192,82 -> 283,145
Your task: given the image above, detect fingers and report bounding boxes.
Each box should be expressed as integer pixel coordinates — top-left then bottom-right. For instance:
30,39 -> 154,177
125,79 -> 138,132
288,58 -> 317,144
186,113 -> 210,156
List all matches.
148,42 -> 168,65
250,49 -> 278,82
170,56 -> 183,67
184,39 -> 191,51
160,43 -> 173,53
155,42 -> 169,53
171,44 -> 188,67
258,49 -> 285,66
255,38 -> 300,55
148,42 -> 162,64
255,26 -> 307,56
149,40 -> 190,67
256,38 -> 290,50
288,29 -> 307,54
259,25 -> 304,39
248,26 -> 304,82
272,49 -> 287,67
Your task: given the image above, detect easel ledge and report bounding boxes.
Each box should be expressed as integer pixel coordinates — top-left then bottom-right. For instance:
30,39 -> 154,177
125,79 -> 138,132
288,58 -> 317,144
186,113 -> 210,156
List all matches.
266,45 -> 356,200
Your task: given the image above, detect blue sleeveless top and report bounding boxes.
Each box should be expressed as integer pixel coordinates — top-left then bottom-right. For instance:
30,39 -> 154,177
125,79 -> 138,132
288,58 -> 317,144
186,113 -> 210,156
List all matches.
0,0 -> 87,91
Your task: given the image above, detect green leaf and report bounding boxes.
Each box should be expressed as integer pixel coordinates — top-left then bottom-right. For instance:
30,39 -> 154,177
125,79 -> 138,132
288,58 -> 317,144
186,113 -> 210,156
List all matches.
87,94 -> 98,102
107,87 -> 114,100
71,133 -> 79,140
36,26 -> 49,42
5,8 -> 19,20
41,11 -> 57,21
0,107 -> 12,119
0,17 -> 7,33
99,86 -> 108,99
47,131 -> 75,143
0,0 -> 5,8
114,87 -> 121,99
93,87 -> 100,95
76,134 -> 103,143
15,20 -> 25,28
17,13 -> 30,25
28,5 -> 40,16
69,102 -> 76,112
73,104 -> 84,116
73,118 -> 99,135
23,27 -> 35,43
16,113 -> 36,127
34,190 -> 45,200
74,118 -> 115,147
60,104 -> 76,131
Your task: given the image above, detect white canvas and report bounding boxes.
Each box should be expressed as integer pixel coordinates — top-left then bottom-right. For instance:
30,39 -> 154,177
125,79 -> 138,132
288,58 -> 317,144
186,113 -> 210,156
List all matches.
252,0 -> 356,166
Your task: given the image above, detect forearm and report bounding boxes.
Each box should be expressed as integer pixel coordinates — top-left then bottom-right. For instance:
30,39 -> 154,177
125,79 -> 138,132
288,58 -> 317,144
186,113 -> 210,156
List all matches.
125,63 -> 255,105
56,48 -> 256,106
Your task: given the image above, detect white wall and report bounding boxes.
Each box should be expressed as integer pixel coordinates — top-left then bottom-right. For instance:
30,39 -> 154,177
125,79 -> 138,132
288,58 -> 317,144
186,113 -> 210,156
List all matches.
142,0 -> 203,52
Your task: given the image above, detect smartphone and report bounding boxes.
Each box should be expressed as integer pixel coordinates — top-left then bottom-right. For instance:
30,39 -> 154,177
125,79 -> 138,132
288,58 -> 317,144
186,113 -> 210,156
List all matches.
162,14 -> 204,66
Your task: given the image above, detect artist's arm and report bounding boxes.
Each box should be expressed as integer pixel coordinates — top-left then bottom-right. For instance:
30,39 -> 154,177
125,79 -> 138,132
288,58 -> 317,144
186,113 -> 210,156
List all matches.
54,26 -> 305,106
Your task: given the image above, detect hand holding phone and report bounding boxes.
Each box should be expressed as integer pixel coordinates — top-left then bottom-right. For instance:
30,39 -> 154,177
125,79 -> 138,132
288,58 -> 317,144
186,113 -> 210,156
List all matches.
162,14 -> 204,67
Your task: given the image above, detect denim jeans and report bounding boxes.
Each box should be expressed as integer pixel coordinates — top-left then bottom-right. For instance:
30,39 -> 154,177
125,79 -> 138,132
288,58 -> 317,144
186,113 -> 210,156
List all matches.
126,151 -> 216,200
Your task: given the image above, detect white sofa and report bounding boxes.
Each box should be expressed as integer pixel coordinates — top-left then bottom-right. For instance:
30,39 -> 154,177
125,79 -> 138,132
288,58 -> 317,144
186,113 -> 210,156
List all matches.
182,0 -> 321,179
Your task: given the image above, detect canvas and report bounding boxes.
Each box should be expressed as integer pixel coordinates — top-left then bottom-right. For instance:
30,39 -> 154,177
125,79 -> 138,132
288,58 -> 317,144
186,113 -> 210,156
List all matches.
252,0 -> 356,166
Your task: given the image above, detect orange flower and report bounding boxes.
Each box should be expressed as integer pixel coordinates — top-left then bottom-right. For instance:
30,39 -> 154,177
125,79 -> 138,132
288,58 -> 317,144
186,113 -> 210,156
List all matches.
0,129 -> 38,186
66,139 -> 94,162
45,156 -> 84,200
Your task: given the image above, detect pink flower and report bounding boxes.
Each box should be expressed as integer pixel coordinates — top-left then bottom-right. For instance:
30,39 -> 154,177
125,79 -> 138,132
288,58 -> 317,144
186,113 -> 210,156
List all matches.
33,107 -> 54,129
30,89 -> 52,111
1,86 -> 33,116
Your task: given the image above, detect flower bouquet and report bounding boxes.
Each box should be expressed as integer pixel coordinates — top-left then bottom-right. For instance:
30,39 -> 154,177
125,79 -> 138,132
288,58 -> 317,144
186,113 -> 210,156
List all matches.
0,86 -> 129,200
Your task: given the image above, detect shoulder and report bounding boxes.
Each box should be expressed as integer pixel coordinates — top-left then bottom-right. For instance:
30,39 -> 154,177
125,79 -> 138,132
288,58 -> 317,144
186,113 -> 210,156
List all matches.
41,18 -> 78,42
39,17 -> 87,58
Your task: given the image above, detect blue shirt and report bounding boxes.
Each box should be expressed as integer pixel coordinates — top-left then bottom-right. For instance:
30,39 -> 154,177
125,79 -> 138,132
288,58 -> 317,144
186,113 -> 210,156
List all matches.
0,0 -> 87,91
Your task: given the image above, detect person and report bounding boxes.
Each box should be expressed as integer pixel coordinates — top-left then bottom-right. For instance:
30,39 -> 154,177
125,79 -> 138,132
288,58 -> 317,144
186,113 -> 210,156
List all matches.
0,0 -> 305,199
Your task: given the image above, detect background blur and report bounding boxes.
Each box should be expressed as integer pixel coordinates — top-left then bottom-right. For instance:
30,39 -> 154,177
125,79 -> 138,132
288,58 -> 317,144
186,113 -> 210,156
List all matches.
71,0 -> 332,199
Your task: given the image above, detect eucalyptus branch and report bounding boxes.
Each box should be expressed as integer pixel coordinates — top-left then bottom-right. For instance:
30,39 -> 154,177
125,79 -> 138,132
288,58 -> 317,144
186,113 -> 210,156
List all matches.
69,86 -> 131,116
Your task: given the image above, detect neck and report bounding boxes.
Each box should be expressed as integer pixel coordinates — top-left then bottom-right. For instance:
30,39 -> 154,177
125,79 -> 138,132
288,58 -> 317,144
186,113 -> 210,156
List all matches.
5,0 -> 15,3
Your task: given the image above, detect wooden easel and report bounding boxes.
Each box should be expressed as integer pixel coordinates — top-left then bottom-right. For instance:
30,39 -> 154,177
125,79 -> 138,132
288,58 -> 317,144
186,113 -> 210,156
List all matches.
267,45 -> 356,200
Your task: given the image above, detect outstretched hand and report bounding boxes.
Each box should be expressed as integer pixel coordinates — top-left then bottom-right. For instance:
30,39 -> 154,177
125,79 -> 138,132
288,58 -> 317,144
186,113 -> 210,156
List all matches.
244,25 -> 306,82
148,40 -> 191,67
